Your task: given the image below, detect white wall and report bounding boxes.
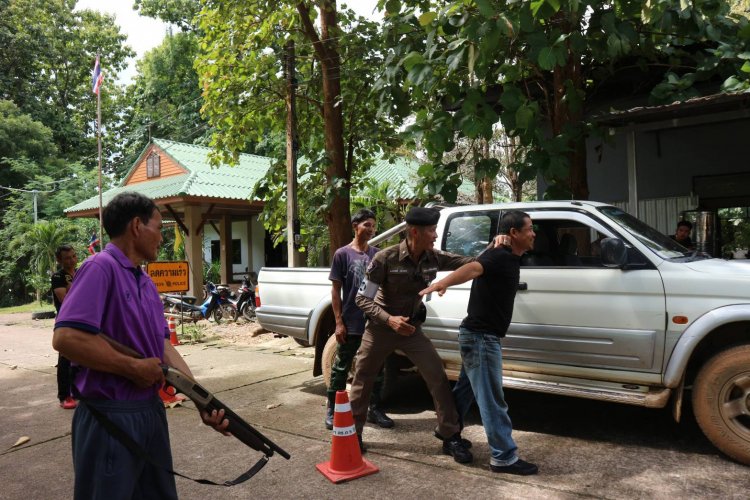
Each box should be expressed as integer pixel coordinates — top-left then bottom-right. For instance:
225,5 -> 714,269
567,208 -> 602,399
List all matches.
203,216 -> 265,279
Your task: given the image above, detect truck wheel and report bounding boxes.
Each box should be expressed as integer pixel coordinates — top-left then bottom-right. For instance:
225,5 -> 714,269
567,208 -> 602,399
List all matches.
692,344 -> 750,465
322,334 -> 340,388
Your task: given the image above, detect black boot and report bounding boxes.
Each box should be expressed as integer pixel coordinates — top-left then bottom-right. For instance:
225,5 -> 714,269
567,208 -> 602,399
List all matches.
367,405 -> 395,428
324,393 -> 336,430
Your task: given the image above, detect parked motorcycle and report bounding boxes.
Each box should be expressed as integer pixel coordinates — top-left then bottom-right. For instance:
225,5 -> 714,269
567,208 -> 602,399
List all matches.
215,283 -> 238,322
227,275 -> 256,322
162,281 -> 228,323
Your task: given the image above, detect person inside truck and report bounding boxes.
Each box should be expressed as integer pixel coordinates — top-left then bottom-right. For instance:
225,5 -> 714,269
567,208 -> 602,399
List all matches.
670,220 -> 695,250
326,208 -> 394,431
418,210 -> 539,475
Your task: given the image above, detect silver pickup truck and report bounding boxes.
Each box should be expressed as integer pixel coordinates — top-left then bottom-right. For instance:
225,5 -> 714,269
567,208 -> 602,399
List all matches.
256,201 -> 750,465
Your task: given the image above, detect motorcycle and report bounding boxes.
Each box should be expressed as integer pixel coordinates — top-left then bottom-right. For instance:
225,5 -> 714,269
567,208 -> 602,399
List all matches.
215,283 -> 238,322
226,275 -> 256,322
162,281 -> 228,323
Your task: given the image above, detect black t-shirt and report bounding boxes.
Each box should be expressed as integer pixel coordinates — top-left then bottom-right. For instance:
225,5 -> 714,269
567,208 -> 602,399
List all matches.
50,269 -> 73,313
460,247 -> 520,337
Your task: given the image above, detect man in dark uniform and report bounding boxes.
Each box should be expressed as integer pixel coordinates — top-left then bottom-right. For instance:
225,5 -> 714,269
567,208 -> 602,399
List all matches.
351,206 -> 475,463
51,244 -> 78,409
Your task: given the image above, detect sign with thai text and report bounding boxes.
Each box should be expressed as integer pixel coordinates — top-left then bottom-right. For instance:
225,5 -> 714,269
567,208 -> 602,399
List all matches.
147,261 -> 189,293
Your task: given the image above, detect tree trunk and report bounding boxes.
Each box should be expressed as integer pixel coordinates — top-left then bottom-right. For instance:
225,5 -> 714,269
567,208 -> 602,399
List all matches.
550,15 -> 589,200
298,1 -> 352,257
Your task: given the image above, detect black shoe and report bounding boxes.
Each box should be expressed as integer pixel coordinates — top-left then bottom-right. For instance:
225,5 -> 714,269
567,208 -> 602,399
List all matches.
324,407 -> 334,430
442,433 -> 473,464
357,433 -> 367,454
367,406 -> 394,428
490,458 -> 538,476
434,430 -> 472,449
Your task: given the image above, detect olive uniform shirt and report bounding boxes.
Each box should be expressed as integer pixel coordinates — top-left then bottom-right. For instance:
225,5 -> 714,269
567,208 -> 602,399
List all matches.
356,240 -> 473,326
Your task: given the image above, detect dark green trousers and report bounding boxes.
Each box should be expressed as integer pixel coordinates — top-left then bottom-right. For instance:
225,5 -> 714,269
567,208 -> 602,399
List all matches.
329,334 -> 384,406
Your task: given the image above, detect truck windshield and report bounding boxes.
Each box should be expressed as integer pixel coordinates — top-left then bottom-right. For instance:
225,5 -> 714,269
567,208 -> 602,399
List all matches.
597,206 -> 694,260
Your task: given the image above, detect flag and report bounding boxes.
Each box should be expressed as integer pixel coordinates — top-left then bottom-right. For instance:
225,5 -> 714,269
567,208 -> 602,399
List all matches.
92,55 -> 104,94
174,225 -> 183,253
88,232 -> 100,255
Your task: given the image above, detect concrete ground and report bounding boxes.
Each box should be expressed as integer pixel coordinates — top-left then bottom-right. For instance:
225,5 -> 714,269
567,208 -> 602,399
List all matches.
1,313 -> 748,499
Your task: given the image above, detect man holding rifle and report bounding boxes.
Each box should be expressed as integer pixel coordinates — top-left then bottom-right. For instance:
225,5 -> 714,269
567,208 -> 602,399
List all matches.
53,192 -> 229,500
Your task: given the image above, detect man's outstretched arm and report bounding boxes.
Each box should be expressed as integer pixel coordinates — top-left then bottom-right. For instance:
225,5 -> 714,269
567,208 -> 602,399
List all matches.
419,261 -> 484,297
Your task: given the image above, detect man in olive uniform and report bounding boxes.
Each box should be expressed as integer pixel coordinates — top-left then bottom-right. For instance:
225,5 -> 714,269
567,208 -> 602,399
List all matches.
351,206 -> 475,463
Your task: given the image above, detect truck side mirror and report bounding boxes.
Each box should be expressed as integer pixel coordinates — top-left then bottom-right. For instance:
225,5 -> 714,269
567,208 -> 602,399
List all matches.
600,237 -> 628,268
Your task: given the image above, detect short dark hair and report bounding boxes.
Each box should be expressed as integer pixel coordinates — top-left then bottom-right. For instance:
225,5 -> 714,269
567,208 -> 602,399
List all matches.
499,210 -> 530,234
103,192 -> 158,238
352,208 -> 376,226
677,220 -> 692,230
55,244 -> 74,260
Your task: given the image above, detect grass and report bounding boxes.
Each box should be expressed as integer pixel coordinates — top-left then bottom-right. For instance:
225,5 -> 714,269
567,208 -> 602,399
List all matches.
0,302 -> 54,314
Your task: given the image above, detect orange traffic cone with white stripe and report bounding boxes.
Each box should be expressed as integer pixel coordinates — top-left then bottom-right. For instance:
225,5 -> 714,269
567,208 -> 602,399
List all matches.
168,317 -> 179,346
316,390 -> 379,483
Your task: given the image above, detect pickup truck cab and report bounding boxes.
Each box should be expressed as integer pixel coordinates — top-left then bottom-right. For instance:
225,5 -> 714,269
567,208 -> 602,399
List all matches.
256,201 -> 750,464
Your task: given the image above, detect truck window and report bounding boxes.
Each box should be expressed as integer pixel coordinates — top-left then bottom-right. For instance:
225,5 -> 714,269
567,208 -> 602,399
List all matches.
522,219 -> 605,267
443,211 -> 498,257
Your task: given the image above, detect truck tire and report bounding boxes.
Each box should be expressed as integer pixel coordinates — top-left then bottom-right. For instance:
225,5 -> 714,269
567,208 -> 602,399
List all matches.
692,344 -> 750,465
322,333 -> 345,388
321,334 -> 399,402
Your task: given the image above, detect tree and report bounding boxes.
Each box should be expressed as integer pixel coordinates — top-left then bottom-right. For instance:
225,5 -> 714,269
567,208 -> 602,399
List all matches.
196,1 -> 399,259
0,0 -> 133,161
375,0 -> 750,200
134,0 -> 199,31
20,221 -> 76,303
0,100 -> 58,190
117,31 -> 207,178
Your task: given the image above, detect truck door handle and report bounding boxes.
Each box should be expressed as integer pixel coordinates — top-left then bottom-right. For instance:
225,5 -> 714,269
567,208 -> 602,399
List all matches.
517,282 -> 528,291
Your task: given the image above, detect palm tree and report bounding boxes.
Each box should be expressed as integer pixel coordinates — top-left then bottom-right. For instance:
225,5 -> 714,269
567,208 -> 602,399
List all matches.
15,220 -> 75,303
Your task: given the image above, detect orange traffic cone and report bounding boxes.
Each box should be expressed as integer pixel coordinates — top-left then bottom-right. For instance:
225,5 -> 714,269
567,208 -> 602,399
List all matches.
316,390 -> 379,483
168,317 -> 179,346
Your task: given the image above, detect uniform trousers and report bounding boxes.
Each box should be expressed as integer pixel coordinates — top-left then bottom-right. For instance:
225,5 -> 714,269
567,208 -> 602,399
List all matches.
350,324 -> 460,438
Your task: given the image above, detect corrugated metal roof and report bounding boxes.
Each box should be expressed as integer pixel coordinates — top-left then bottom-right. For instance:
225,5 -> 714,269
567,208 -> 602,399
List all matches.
594,90 -> 750,127
364,156 -> 475,199
65,139 -> 477,214
65,139 -> 273,213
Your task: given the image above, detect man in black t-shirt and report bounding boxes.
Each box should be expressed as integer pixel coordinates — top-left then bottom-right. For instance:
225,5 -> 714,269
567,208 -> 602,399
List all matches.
419,211 -> 539,476
50,244 -> 78,409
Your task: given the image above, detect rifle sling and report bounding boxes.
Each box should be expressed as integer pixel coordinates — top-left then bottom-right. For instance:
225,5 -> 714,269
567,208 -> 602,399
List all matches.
82,401 -> 268,487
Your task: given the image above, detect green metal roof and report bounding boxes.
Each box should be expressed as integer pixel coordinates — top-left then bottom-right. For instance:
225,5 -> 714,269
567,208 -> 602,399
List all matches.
363,156 -> 475,199
65,138 -> 273,213
65,138 -> 478,215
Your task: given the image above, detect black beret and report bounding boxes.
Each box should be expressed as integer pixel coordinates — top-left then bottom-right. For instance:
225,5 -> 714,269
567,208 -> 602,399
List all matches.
405,207 -> 440,226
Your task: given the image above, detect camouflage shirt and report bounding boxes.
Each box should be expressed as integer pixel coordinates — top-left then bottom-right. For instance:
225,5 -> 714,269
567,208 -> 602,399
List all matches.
355,240 -> 473,326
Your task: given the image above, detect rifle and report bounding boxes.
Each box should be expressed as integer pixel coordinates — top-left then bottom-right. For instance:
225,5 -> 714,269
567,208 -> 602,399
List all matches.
98,333 -> 290,485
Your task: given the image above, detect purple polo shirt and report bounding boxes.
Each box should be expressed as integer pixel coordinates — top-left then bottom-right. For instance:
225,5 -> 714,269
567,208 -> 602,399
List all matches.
55,243 -> 169,401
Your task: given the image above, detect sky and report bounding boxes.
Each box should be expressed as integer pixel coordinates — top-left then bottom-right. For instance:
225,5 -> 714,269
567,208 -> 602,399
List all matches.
75,1 -> 382,84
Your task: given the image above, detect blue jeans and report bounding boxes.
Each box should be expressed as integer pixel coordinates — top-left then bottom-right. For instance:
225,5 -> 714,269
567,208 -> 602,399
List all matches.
453,327 -> 518,466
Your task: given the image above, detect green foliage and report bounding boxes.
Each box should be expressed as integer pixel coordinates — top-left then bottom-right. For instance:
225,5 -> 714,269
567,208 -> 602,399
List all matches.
203,260 -> 221,284
134,0 -> 200,31
117,32 -> 207,178
376,0 -> 750,201
196,1 -> 401,255
0,0 -> 133,162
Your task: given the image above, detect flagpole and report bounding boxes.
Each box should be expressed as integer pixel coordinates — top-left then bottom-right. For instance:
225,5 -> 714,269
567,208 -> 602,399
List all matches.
96,55 -> 104,249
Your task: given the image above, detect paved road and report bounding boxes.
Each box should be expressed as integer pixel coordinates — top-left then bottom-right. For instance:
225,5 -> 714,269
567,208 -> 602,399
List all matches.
1,314 -> 748,499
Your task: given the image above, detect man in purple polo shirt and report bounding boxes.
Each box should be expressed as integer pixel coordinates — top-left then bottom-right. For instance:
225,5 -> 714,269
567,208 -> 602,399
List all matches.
53,192 -> 228,500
